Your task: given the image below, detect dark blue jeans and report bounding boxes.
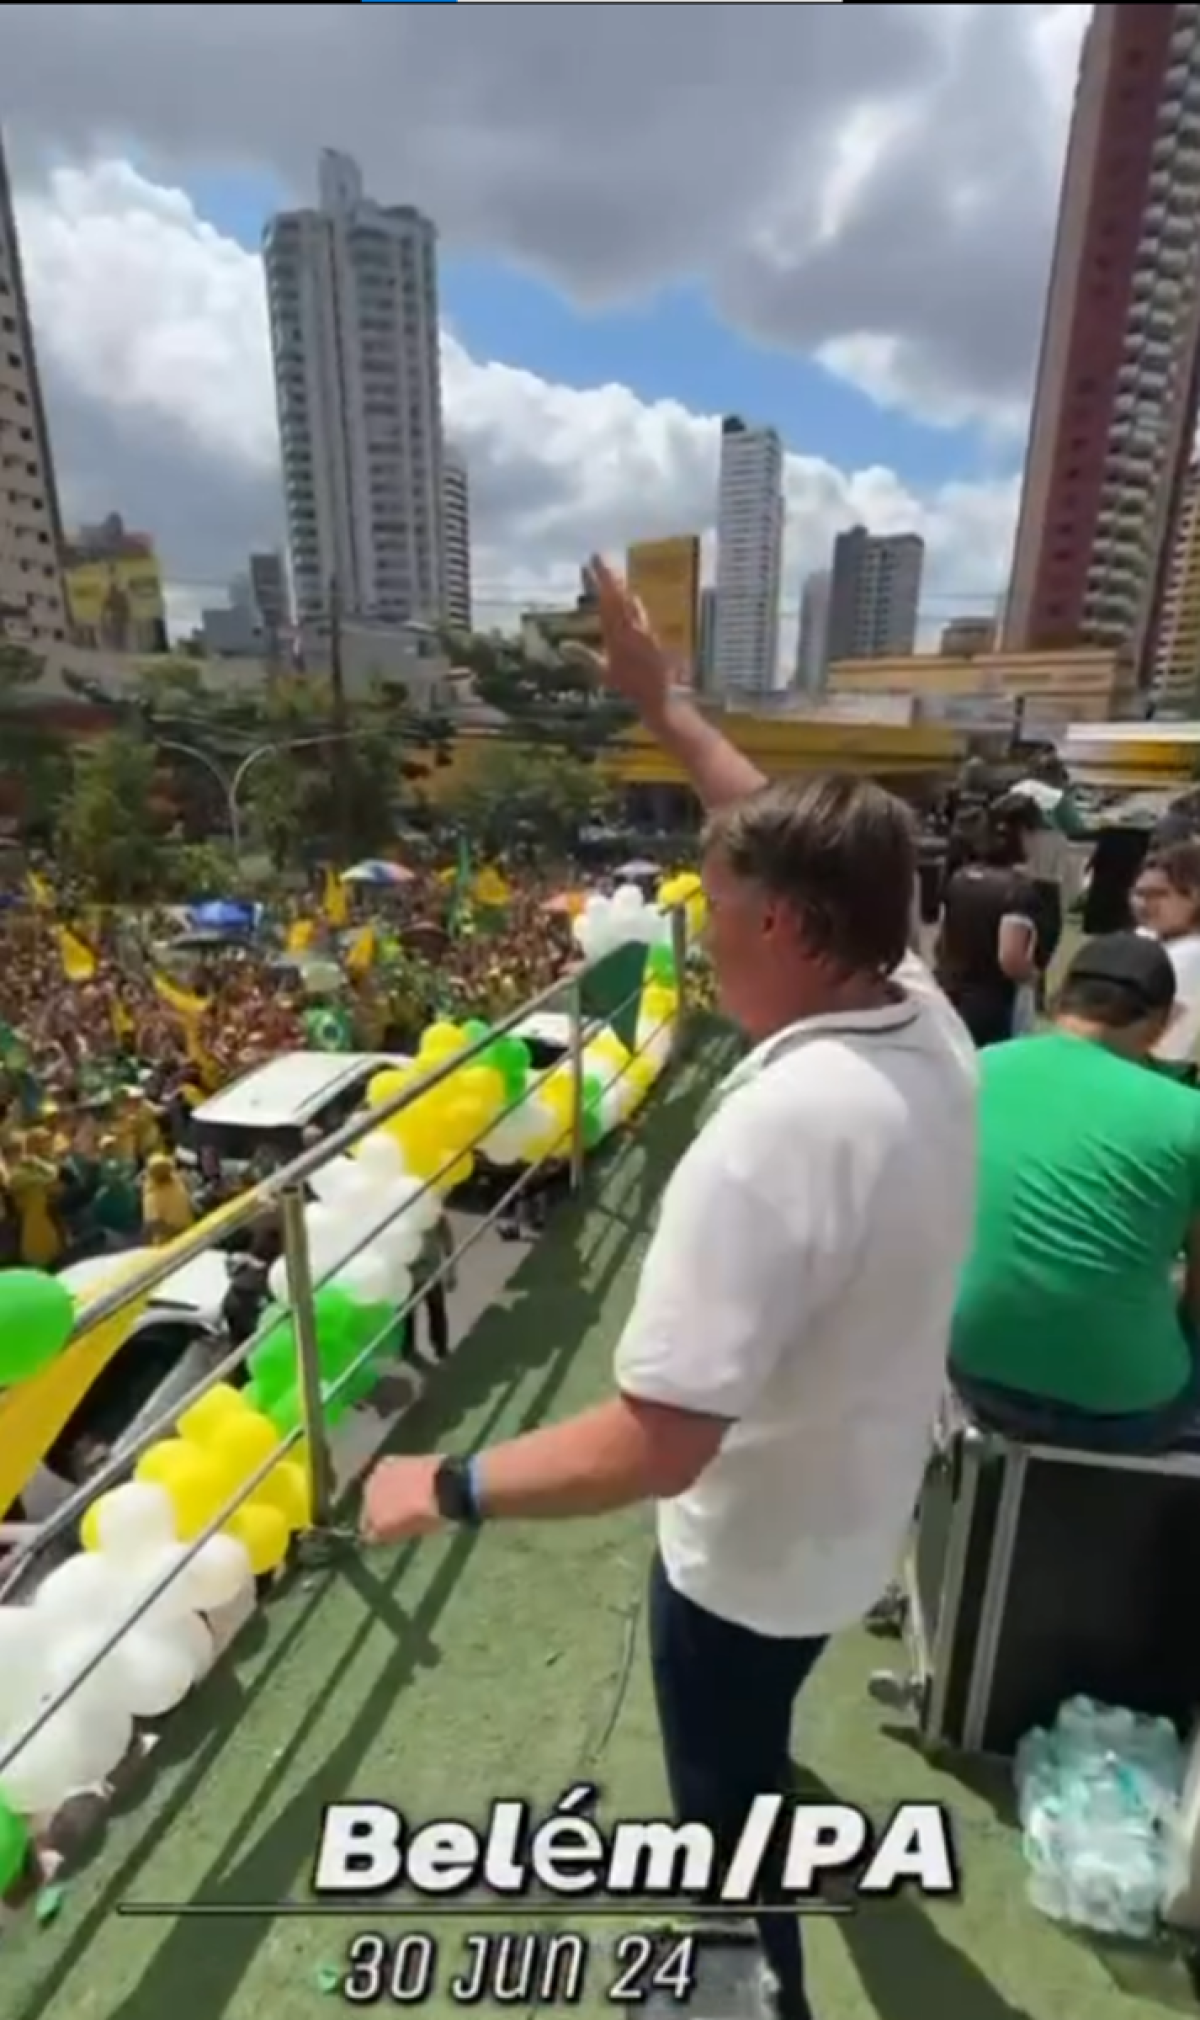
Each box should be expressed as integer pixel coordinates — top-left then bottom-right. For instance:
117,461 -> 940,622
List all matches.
647,1553 -> 827,2018
953,1323 -> 1200,1456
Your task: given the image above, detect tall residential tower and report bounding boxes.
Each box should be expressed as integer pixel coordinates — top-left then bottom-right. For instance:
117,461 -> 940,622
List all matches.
263,150 -> 446,630
1003,4 -> 1200,683
712,417 -> 784,696
0,125 -> 67,647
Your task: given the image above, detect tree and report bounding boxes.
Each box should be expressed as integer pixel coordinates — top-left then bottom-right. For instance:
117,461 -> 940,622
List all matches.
0,642 -> 70,840
447,742 -> 616,859
443,626 -> 632,761
56,732 -> 170,902
54,663 -> 457,867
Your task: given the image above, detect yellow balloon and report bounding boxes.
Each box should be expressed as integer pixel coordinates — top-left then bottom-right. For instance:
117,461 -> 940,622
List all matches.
367,1067 -> 414,1110
177,1383 -> 249,1447
420,1021 -> 466,1059
135,1440 -> 229,1540
455,1065 -> 506,1112
80,1500 -> 101,1551
225,1501 -> 289,1575
437,1151 -> 475,1193
254,1459 -> 311,1530
207,1409 -> 281,1489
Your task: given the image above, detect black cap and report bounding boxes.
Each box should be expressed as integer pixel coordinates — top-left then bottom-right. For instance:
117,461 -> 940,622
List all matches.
1064,932 -> 1176,1014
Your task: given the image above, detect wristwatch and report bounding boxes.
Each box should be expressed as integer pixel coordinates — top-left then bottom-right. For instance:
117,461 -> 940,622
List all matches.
434,1455 -> 482,1526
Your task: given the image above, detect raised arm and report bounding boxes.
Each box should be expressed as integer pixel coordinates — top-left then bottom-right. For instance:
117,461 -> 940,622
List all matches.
575,555 -> 767,812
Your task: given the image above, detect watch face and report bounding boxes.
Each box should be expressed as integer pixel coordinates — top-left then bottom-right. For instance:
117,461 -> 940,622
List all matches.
436,1459 -> 467,1521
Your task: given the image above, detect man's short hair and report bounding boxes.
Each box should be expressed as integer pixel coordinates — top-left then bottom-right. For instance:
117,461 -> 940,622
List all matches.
703,775 -> 916,975
1057,932 -> 1176,1029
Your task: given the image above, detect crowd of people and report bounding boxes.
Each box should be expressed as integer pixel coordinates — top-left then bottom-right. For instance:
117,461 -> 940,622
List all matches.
0,861 -> 588,1271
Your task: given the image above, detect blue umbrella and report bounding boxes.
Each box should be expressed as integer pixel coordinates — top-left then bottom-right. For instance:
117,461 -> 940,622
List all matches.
188,899 -> 257,931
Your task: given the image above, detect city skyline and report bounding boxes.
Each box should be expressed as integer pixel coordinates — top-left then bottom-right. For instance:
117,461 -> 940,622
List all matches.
14,3 -> 1195,694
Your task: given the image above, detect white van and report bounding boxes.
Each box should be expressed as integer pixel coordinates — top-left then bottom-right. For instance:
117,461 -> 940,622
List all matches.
188,1052 -> 409,1174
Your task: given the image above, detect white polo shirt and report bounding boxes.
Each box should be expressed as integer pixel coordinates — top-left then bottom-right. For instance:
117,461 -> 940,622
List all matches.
614,957 -> 978,1639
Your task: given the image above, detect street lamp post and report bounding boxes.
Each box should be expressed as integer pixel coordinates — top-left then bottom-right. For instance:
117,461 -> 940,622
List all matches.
154,732 -> 369,864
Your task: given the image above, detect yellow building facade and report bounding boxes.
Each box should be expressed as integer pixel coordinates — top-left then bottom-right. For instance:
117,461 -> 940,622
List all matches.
625,535 -> 701,676
826,645 -> 1131,723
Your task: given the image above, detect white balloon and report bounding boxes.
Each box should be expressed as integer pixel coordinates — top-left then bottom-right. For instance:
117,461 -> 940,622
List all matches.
68,1701 -> 134,1791
512,1095 -> 557,1152
612,883 -> 645,915
355,1133 -> 408,1181
308,1157 -> 362,1203
266,1257 -> 290,1305
178,1533 -> 254,1615
35,1556 -> 124,1633
0,1609 -> 46,1725
376,1214 -> 423,1269
0,1702 -> 91,1814
337,1252 -> 394,1307
481,1116 -> 528,1167
583,894 -> 609,921
45,1626 -> 132,1723
116,1544 -> 199,1630
117,1621 -> 205,1719
92,1480 -> 178,1561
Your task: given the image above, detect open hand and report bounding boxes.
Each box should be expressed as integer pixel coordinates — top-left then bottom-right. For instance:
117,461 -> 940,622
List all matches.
562,554 -> 676,725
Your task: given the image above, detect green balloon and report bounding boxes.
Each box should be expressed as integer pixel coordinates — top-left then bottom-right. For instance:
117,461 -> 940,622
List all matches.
266,1385 -> 302,1437
0,1795 -> 29,1893
462,1019 -> 490,1045
647,945 -> 676,985
0,1270 -> 75,1384
247,1311 -> 297,1396
583,1106 -> 605,1152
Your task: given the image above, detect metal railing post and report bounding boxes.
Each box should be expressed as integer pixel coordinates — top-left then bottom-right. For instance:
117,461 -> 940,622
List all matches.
670,902 -> 690,1056
280,1186 -> 336,1528
568,971 -> 587,1193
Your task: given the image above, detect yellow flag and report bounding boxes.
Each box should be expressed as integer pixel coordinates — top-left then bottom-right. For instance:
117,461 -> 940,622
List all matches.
57,927 -> 97,983
26,870 -> 53,909
322,868 -> 349,928
345,924 -> 376,975
287,918 -> 316,954
153,973 -> 210,1021
473,865 -> 512,907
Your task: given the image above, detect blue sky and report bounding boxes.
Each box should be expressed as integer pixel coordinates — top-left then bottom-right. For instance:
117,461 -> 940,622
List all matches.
184,166 -> 1012,498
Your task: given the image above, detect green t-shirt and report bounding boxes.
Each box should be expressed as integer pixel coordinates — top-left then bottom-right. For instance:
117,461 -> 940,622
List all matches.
952,1032 -> 1200,1412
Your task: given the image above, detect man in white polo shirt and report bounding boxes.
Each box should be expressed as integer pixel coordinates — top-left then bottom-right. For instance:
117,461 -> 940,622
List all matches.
362,558 -> 977,2020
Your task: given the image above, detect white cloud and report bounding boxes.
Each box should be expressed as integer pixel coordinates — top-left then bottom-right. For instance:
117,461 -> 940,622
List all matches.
15,159 -> 1019,660
2,3 -> 1088,434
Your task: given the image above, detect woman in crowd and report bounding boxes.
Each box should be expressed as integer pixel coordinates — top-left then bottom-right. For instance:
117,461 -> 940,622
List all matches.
934,803 -> 1039,1047
1131,837 -> 1200,1071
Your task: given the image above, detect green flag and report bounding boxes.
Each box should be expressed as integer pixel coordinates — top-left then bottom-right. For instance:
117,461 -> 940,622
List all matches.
580,940 -> 650,1055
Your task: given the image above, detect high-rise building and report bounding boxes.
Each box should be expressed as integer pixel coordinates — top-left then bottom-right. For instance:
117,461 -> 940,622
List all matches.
1153,461 -> 1200,712
626,535 -> 701,680
0,126 -> 67,649
696,587 -> 717,691
795,569 -> 831,694
1003,4 -> 1200,684
63,513 -> 167,654
713,417 -> 784,696
263,149 -> 445,631
939,616 -> 997,657
442,446 -> 471,630
824,527 -> 924,666
249,551 -> 289,644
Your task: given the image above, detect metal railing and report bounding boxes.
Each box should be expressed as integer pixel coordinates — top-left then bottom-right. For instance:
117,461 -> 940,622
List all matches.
0,905 -> 692,1790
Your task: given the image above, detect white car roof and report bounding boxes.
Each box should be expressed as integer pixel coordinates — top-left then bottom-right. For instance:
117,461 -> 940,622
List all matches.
59,1248 -> 230,1326
191,1052 -> 406,1134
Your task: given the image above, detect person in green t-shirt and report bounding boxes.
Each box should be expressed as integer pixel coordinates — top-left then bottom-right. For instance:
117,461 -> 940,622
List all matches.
952,931 -> 1200,1453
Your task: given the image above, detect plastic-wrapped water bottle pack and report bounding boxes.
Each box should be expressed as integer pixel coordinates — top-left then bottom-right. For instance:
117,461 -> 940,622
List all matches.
1016,1695 -> 1186,1938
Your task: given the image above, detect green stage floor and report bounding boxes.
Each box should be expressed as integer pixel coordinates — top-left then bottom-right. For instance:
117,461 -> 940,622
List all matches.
0,1028 -> 1190,2019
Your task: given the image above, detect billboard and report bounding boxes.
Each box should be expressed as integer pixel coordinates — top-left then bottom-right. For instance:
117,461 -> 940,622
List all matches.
626,536 -> 700,679
65,550 -> 167,654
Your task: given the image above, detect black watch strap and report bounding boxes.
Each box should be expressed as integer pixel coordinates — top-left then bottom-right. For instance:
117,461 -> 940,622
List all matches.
434,1455 -> 481,1526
